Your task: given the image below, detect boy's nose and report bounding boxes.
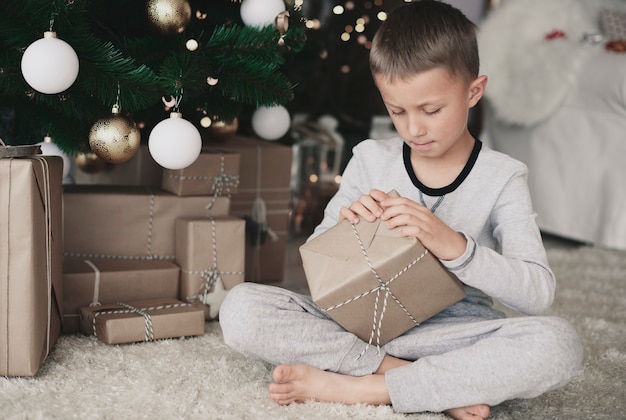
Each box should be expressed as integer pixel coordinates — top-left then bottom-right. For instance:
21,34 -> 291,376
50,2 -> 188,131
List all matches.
407,115 -> 426,137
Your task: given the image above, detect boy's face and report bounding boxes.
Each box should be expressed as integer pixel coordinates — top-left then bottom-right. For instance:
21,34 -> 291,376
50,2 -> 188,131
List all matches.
374,68 -> 486,159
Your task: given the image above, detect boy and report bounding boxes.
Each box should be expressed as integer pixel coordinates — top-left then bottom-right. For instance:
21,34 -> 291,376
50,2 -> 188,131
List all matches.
220,1 -> 582,419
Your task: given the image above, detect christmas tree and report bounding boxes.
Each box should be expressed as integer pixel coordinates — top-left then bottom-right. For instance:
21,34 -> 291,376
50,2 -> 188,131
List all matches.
0,0 -> 306,159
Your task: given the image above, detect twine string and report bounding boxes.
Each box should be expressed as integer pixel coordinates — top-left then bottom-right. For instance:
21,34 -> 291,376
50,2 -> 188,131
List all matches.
146,192 -> 155,257
323,222 -> 428,359
206,153 -> 239,210
202,218 -> 220,303
83,259 -> 102,307
115,302 -> 155,342
185,218 -> 244,304
34,157 -> 53,353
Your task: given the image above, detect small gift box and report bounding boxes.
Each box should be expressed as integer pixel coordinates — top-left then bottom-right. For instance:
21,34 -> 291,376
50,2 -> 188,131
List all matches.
62,259 -> 181,332
175,217 -> 245,319
161,149 -> 240,197
63,185 -> 230,260
300,192 -> 466,349
1,152 -> 64,376
74,145 -> 163,187
79,298 -> 205,345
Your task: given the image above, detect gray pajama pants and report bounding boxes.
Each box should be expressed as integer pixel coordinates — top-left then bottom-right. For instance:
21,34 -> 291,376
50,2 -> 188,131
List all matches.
219,282 -> 583,414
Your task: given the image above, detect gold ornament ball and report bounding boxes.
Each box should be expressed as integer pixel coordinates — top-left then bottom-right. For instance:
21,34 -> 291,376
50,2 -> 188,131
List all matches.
74,151 -> 108,174
146,0 -> 192,35
89,111 -> 141,164
206,118 -> 238,142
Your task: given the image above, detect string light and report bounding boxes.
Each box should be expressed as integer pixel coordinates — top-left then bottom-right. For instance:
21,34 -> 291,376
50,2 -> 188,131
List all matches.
305,2 -> 396,69
185,39 -> 198,51
200,115 -> 212,128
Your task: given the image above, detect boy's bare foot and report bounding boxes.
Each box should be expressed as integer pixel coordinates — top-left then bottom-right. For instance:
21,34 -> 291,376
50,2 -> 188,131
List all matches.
269,363 -> 489,420
268,364 -> 390,406
445,404 -> 490,420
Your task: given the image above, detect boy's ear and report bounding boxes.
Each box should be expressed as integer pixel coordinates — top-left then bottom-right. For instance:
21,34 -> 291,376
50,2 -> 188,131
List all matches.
468,75 -> 488,107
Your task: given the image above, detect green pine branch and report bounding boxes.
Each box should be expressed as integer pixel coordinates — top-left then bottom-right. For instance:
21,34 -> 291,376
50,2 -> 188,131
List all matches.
0,0 -> 306,155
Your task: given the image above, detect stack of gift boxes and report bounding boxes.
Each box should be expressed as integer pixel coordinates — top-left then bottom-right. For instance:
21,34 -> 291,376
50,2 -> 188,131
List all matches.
64,136 -> 293,341
1,136 -> 293,376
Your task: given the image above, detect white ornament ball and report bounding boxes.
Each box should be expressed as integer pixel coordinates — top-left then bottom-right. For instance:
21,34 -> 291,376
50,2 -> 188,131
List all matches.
240,0 -> 286,27
37,136 -> 71,179
148,112 -> 202,169
21,32 -> 79,94
251,105 -> 291,141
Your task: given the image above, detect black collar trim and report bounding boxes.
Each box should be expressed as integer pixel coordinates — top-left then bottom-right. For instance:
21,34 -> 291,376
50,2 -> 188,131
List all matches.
403,138 -> 482,196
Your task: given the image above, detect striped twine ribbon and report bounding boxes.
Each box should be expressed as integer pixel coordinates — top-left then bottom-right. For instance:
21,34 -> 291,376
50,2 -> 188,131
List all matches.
91,302 -> 191,342
324,223 -> 428,358
206,154 -> 239,211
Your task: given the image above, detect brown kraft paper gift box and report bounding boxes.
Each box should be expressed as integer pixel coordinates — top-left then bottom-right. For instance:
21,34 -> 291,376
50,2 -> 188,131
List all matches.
0,155 -> 63,376
176,217 -> 245,320
218,136 -> 293,282
63,185 -> 230,260
62,259 -> 181,333
74,145 -> 163,187
299,192 -> 466,347
79,298 -> 205,345
162,149 -> 240,197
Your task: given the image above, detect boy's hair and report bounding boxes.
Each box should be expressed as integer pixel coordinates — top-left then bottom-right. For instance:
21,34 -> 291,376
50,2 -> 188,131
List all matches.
370,0 -> 479,83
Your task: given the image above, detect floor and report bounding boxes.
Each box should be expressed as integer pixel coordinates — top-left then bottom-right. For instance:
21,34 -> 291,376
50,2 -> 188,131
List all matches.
277,228 -> 584,295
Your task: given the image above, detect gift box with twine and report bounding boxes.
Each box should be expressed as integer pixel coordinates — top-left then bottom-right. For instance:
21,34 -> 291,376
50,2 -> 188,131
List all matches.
1,140 -> 63,376
79,298 -> 205,345
300,191 -> 466,352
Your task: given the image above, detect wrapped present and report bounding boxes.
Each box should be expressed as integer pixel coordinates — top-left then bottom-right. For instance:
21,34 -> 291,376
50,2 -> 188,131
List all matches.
1,152 -> 63,376
161,149 -> 240,197
299,192 -> 466,350
62,259 -> 181,332
218,136 -> 292,195
79,298 -> 205,345
218,136 -> 293,282
175,217 -> 245,320
74,145 -> 163,187
63,185 -> 229,260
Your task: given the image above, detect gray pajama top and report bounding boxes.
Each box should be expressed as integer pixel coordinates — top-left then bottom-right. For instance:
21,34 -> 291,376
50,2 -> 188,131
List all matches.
310,137 -> 555,316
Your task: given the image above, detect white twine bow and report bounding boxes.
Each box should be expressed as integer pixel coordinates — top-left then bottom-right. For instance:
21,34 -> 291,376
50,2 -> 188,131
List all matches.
206,153 -> 239,210
324,223 -> 428,359
115,302 -> 155,342
198,268 -> 220,304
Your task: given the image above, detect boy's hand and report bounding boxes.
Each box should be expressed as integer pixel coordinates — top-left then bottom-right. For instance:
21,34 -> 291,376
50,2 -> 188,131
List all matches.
339,189 -> 389,224
379,194 -> 467,262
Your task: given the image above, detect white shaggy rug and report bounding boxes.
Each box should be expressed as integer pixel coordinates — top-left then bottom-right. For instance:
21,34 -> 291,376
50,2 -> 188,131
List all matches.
1,246 -> 625,419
